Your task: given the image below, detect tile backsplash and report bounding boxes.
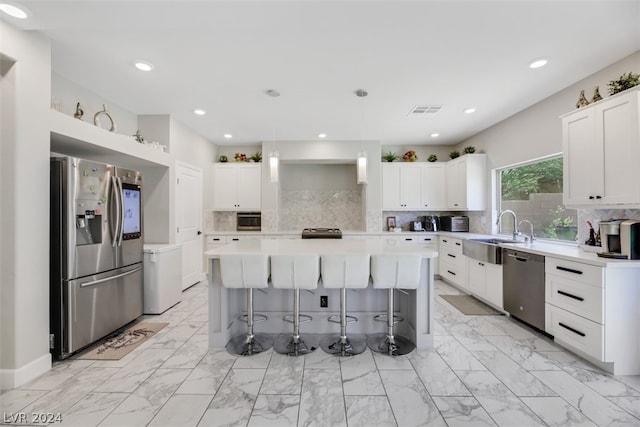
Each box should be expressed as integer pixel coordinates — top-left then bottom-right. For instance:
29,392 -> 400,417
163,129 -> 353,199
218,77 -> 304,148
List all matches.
279,189 -> 364,231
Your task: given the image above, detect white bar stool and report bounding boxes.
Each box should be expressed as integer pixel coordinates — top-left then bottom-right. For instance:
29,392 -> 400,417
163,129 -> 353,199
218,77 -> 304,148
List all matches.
220,254 -> 273,356
270,254 -> 320,356
367,254 -> 421,356
319,254 -> 370,356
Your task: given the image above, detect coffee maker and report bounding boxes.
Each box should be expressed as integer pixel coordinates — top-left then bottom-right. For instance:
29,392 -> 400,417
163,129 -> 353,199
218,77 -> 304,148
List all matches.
598,219 -> 640,259
421,215 -> 439,232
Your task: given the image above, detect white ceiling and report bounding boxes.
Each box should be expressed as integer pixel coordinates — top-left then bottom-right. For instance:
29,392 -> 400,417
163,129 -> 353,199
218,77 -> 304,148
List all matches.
6,0 -> 640,146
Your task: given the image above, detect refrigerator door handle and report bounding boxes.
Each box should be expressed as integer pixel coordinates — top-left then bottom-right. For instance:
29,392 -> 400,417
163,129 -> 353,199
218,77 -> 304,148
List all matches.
117,177 -> 124,246
110,176 -> 121,247
79,266 -> 143,288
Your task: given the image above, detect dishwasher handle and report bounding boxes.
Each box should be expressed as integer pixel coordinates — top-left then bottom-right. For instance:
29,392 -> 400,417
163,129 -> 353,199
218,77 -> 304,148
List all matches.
506,252 -> 530,262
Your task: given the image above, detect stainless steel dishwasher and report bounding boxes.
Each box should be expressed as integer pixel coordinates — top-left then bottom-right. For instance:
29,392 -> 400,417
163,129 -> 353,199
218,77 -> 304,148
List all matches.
502,248 -> 545,330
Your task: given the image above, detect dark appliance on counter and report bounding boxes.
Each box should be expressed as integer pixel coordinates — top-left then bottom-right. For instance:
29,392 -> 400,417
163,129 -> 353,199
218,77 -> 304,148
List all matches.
503,248 -> 546,331
409,221 -> 424,231
422,215 -> 440,232
301,228 -> 343,239
598,219 -> 640,259
439,215 -> 469,232
237,211 -> 261,231
50,156 -> 144,359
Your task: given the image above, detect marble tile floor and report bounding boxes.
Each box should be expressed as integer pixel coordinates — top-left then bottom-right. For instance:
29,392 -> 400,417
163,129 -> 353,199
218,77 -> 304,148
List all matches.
2,280 -> 640,426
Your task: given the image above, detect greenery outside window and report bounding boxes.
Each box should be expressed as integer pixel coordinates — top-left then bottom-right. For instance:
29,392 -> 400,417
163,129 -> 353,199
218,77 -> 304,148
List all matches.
497,155 -> 577,242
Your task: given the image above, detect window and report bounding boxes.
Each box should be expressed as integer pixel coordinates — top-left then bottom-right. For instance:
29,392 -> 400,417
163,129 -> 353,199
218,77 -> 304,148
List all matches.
497,155 -> 577,242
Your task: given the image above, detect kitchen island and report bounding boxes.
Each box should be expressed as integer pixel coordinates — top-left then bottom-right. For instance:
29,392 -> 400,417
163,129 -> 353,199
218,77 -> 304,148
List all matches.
205,238 -> 438,350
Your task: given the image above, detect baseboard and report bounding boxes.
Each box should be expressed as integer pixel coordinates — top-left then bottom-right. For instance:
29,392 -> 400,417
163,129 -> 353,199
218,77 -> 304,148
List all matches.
0,353 -> 51,391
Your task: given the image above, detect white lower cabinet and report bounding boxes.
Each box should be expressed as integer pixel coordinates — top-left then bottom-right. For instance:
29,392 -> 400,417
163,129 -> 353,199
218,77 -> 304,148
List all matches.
467,259 -> 503,309
545,256 -> 640,375
438,236 -> 466,289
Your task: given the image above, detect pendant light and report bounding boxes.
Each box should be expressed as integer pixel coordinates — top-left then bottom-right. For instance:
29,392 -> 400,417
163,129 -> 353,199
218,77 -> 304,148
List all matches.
266,89 -> 280,183
356,89 -> 368,184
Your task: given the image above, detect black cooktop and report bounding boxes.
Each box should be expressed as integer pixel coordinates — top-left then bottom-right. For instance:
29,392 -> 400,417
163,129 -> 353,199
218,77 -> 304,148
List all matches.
301,228 -> 343,239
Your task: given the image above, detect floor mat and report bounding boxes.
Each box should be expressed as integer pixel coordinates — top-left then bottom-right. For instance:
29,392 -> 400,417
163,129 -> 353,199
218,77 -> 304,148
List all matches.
440,294 -> 502,316
76,322 -> 168,360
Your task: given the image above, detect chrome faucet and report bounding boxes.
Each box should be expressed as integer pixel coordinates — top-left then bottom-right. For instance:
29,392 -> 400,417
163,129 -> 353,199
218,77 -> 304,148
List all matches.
496,209 -> 518,240
519,219 -> 535,243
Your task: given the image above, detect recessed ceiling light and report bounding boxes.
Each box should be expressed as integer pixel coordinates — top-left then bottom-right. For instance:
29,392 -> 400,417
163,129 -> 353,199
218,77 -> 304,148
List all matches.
193,109 -> 206,116
134,61 -> 153,72
318,133 -> 327,139
224,134 -> 232,139
464,108 -> 476,114
0,3 -> 28,19
430,133 -> 440,138
529,58 -> 548,69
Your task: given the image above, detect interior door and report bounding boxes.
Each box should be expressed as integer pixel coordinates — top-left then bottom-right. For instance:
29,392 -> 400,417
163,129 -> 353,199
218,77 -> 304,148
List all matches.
176,162 -> 204,290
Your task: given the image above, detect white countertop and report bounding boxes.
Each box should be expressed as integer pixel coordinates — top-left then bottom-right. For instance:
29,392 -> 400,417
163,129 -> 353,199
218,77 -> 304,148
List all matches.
205,238 -> 438,259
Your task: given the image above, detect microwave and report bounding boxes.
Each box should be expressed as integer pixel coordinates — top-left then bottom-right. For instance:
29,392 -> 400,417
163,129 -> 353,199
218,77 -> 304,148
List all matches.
237,212 -> 261,231
439,215 -> 469,232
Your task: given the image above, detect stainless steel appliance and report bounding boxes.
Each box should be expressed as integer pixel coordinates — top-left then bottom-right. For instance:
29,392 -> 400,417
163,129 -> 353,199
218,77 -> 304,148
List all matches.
409,221 -> 424,231
301,228 -> 342,239
439,215 -> 469,232
50,156 -> 144,359
621,220 -> 640,259
503,248 -> 545,330
237,211 -> 261,231
423,215 -> 439,232
597,219 -> 628,259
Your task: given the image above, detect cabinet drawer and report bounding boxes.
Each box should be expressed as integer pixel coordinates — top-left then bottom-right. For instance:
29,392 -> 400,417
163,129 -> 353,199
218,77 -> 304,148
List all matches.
439,236 -> 463,254
440,255 -> 466,287
546,274 -> 603,323
545,257 -> 603,288
206,235 -> 227,246
546,303 -> 603,361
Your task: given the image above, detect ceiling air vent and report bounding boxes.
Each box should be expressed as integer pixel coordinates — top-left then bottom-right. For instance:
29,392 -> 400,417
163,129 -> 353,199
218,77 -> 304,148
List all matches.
407,105 -> 443,117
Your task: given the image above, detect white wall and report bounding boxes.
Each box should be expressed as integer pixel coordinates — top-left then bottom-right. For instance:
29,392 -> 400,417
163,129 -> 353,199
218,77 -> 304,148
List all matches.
0,21 -> 52,389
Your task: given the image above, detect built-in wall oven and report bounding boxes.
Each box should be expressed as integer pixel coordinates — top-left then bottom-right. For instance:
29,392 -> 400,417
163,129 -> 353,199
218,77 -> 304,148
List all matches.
237,212 -> 261,231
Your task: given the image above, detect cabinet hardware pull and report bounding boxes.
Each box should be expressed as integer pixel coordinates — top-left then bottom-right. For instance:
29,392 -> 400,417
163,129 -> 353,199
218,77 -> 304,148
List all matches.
447,270 -> 456,276
558,322 -> 586,337
556,266 -> 583,275
589,196 -> 595,200
479,262 -> 484,266
557,290 -> 584,301
442,239 -> 448,243
596,195 -> 602,199
455,242 -> 461,246
232,238 -> 239,241
405,238 -> 412,241
423,238 -> 431,241
213,238 -> 221,241
447,254 -> 456,258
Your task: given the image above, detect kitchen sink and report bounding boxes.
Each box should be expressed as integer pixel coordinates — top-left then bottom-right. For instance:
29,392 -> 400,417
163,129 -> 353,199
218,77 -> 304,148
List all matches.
462,237 -> 525,264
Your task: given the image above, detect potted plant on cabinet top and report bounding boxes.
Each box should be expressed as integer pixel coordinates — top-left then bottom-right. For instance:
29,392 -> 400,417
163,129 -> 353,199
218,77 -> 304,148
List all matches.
382,151 -> 398,162
403,150 -> 417,161
427,154 -> 438,162
250,152 -> 262,162
463,146 -> 476,154
608,71 -> 640,95
449,150 -> 460,159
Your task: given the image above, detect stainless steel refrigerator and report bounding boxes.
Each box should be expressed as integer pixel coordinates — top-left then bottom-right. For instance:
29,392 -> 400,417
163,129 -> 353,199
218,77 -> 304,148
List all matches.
50,155 -> 144,359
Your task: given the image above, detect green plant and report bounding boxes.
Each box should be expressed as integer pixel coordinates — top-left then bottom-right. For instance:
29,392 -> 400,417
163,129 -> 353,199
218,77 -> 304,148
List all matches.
218,155 -> 228,163
463,145 -> 476,154
449,150 -> 460,159
608,72 -> 640,95
427,154 -> 438,162
544,206 -> 577,241
250,152 -> 262,162
382,151 -> 398,162
403,150 -> 417,161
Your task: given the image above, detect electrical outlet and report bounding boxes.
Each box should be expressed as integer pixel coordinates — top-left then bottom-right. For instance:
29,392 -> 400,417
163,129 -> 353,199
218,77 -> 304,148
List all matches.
320,295 -> 328,308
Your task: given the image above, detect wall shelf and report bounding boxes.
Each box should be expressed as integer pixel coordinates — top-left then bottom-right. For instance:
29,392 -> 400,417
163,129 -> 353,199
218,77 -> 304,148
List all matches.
49,110 -> 171,169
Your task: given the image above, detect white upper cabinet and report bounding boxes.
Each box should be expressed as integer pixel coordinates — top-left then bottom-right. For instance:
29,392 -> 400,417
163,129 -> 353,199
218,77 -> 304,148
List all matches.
382,163 -> 422,210
445,154 -> 486,211
563,89 -> 640,207
421,163 -> 447,210
212,163 -> 261,211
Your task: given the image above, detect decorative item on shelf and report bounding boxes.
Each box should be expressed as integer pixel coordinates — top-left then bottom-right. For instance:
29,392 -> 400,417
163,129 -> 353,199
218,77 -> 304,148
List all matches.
234,152 -> 247,162
250,152 -> 262,162
427,154 -> 438,162
591,86 -> 603,103
576,90 -> 590,108
132,130 -> 145,144
608,71 -> 640,95
463,145 -> 476,154
94,104 -> 117,132
219,155 -> 228,163
403,150 -> 417,161
449,150 -> 460,159
386,216 -> 396,232
382,151 -> 398,162
73,102 -> 84,120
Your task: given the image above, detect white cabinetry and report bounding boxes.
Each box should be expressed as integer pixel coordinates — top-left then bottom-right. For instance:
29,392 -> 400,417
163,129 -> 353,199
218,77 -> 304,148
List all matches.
438,236 -> 466,288
466,259 -> 503,309
421,163 -> 447,210
382,163 -> 422,210
445,154 -> 486,210
562,89 -> 640,207
212,163 -> 261,211
545,256 -> 640,375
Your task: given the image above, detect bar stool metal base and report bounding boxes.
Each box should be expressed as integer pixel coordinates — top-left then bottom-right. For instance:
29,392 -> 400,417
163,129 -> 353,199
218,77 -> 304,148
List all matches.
320,334 -> 366,357
226,333 -> 273,356
366,333 -> 416,356
274,333 -> 318,356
